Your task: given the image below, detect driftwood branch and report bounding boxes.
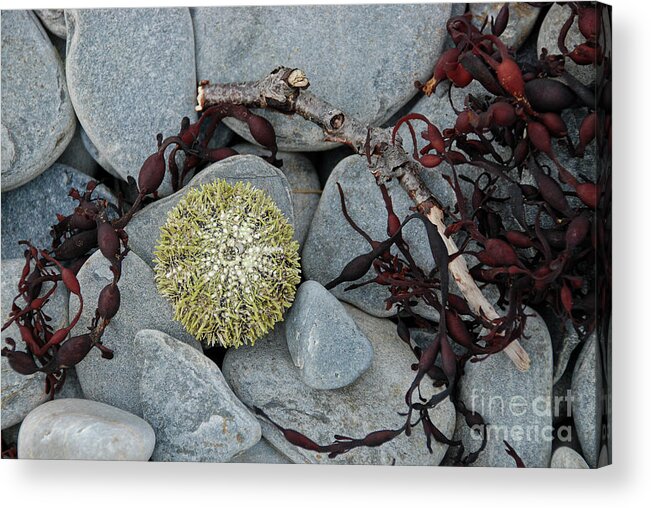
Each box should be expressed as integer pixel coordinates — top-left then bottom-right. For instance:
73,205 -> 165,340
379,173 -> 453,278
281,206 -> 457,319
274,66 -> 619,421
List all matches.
198,67 -> 530,371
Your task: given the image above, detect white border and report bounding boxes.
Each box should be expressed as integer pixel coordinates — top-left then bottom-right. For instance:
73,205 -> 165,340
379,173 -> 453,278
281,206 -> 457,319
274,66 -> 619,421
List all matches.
2,1 -> 650,507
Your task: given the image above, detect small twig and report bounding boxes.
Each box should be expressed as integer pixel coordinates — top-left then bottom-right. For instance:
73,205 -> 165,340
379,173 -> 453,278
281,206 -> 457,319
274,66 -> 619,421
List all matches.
198,67 -> 530,371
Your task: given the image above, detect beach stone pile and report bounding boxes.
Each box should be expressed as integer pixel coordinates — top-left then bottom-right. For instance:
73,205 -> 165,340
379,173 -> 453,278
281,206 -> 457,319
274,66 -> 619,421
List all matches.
1,5 -> 605,468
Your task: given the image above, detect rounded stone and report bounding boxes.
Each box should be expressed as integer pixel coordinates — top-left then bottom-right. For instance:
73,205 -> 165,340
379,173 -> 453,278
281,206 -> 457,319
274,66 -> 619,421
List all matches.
79,128 -> 120,178
537,3 -> 596,86
192,3 -> 451,151
550,446 -> 590,469
453,310 -> 554,468
285,280 -> 373,390
469,3 -> 541,50
1,163 -> 115,259
136,329 -> 262,462
1,10 -> 75,192
17,398 -> 155,460
223,304 -> 455,465
302,154 -> 443,318
71,250 -> 202,416
34,9 -> 67,39
2,259 -> 69,429
571,333 -> 603,468
229,438 -> 292,464
64,8 -> 198,195
55,122 -> 101,177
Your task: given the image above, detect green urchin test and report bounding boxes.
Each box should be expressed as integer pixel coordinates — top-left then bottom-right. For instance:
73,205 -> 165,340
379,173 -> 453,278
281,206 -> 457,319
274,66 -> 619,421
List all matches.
153,180 -> 301,348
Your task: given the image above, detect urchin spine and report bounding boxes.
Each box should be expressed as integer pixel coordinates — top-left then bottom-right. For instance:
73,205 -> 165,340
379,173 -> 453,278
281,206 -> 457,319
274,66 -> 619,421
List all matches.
154,179 -> 300,348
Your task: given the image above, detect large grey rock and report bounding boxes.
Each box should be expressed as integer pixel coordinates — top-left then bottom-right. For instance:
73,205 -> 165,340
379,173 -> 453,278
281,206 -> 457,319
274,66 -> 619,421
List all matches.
302,154 -> 443,318
79,113 -> 231,181
550,446 -> 590,469
469,3 -> 541,50
1,258 -> 68,429
71,250 -> 201,416
553,326 -> 582,384
1,11 -> 75,192
222,304 -> 455,465
538,3 -> 596,86
454,310 -> 554,467
571,333 -> 602,468
1,163 -> 115,259
229,438 -> 292,464
17,398 -> 155,460
34,9 -> 67,39
285,281 -> 373,390
232,144 -> 320,249
55,122 -> 101,177
79,128 -> 120,178
65,9 -> 198,195
126,155 -> 294,268
450,2 -> 467,17
135,329 -> 261,462
192,4 -> 451,151
538,308 -> 583,384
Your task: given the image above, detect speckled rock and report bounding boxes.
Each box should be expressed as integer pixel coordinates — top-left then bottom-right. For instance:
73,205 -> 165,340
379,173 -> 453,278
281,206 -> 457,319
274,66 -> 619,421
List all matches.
229,438 -> 292,464
1,258 -> 68,429
222,304 -> 456,465
469,3 -> 541,50
192,4 -> 451,151
538,3 -> 596,86
232,144 -> 320,249
126,155 -> 294,268
550,446 -> 590,469
79,128 -> 120,178
78,114 -> 232,181
1,10 -> 75,192
136,329 -> 261,462
571,333 -> 602,468
17,398 -> 155,460
65,8 -> 198,195
55,122 -> 101,177
34,9 -> 67,38
1,163 -> 115,259
539,308 -> 583,384
285,281 -> 373,390
453,310 -> 554,468
302,154 -> 443,318
71,250 -> 201,416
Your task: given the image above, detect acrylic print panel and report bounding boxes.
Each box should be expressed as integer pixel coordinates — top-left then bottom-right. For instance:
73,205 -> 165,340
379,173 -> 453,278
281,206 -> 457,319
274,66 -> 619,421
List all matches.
0,2 -> 611,468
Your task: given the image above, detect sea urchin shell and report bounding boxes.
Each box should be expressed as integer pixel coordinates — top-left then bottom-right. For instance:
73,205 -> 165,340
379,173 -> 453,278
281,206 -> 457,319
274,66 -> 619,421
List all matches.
153,180 -> 301,348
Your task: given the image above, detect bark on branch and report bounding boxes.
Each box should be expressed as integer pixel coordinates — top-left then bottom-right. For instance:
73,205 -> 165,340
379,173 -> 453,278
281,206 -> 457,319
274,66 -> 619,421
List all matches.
198,67 -> 530,371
